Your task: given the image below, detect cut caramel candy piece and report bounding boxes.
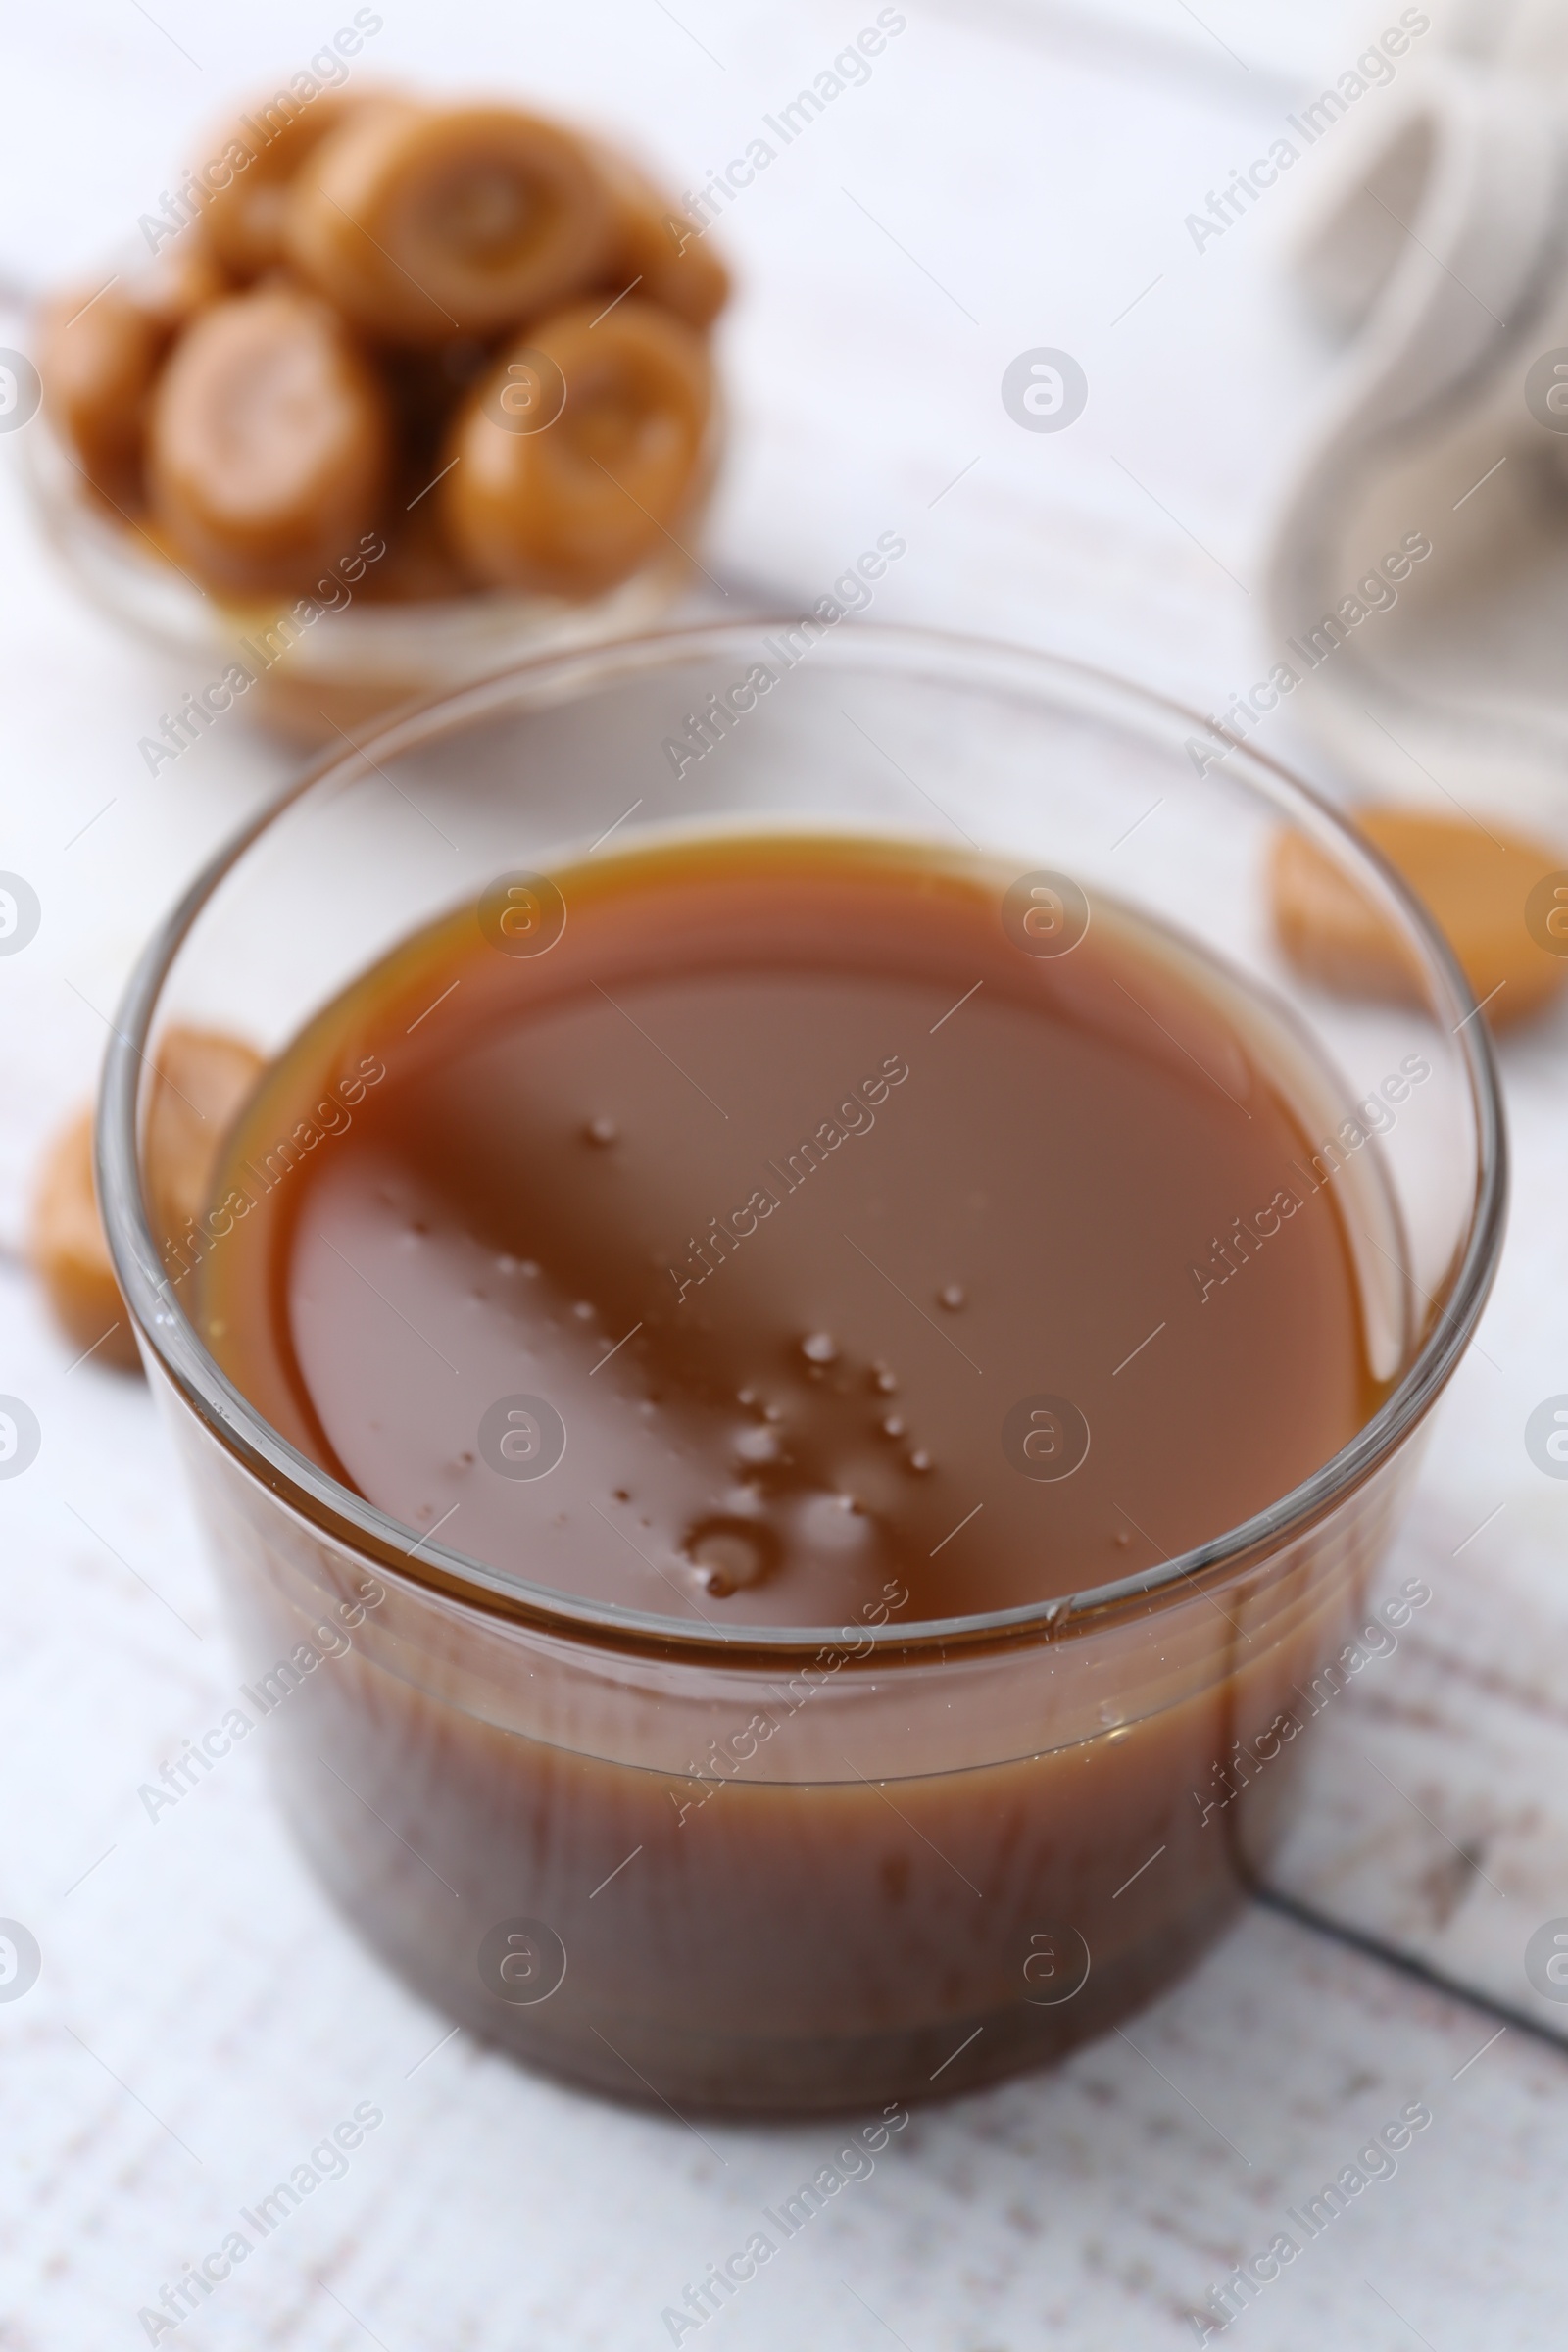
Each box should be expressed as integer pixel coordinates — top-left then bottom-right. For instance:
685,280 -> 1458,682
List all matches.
284,103 -> 613,345
144,1028 -> 268,1271
29,1110 -> 140,1371
1271,807 -> 1568,1029
201,91 -> 405,280
439,299 -> 712,597
29,1029 -> 265,1373
130,237 -> 230,334
39,244 -> 229,510
38,284 -> 168,509
147,284 -> 393,596
589,144 -> 730,330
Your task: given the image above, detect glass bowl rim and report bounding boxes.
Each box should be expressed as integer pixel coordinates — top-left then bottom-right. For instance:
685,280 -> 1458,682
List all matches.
96,619 -> 1508,1661
18,407 -> 721,670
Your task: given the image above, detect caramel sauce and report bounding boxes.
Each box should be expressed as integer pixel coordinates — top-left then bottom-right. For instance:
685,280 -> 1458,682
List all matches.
200,833 -> 1380,1623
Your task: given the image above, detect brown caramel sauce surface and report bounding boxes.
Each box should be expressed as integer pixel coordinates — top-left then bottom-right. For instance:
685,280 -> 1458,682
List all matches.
200,834 -> 1381,1623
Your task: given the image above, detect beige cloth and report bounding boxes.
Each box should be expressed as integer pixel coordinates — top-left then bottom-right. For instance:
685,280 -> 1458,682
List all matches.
1431,0 -> 1568,70
1263,37 -> 1568,825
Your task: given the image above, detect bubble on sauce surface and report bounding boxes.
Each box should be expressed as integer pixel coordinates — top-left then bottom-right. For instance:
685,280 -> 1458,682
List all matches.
793,1491 -> 873,1555
684,1516 -> 778,1596
584,1115 -> 618,1146
801,1331 -> 838,1365
732,1423 -> 779,1464
939,1283 -> 966,1310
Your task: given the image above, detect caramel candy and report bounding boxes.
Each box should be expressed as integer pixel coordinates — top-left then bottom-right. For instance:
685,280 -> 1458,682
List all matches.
39,240 -> 229,508
1271,806 -> 1568,1029
284,104 -> 613,345
131,237 -> 230,334
38,283 -> 167,507
29,1110 -> 140,1370
146,285 -> 392,596
591,146 -> 730,330
143,1027 -> 267,1266
40,92 -> 731,627
439,299 -> 712,597
201,91 -> 397,280
30,1030 -> 265,1369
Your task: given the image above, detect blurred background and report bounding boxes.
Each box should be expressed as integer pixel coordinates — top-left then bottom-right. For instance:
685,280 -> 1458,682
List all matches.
3,3 -> 1568,2346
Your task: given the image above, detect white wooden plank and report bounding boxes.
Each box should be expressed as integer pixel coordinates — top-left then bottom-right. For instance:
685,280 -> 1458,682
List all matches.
1260,1016 -> 1568,2041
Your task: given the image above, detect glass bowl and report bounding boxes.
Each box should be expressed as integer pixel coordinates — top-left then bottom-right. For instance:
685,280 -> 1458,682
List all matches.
24,406 -> 722,744
97,624 -> 1505,2114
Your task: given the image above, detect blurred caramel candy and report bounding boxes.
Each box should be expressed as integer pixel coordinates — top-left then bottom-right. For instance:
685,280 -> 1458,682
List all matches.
144,1027 -> 267,1260
40,89 -> 732,618
30,1029 -> 264,1372
29,1110 -> 140,1370
130,237 -> 230,333
200,90 -> 396,280
284,104 -> 612,345
440,298 -> 712,597
146,284 -> 392,595
38,284 -> 167,508
1270,807 -> 1568,1029
591,145 -> 730,330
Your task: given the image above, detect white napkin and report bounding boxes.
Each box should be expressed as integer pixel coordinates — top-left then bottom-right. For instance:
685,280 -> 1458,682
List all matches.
1261,38 -> 1568,826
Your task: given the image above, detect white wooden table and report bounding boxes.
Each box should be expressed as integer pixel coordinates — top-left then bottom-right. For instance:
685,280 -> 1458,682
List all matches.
3,4 -> 1567,2345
